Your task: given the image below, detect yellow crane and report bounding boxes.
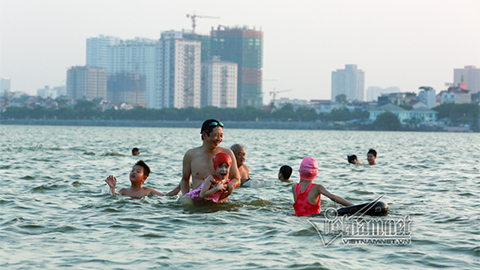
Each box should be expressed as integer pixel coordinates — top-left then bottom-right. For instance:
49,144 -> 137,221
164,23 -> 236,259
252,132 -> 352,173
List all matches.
186,12 -> 220,39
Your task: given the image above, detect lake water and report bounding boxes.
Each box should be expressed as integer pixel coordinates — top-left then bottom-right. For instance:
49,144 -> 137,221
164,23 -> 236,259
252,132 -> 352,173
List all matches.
1,125 -> 479,269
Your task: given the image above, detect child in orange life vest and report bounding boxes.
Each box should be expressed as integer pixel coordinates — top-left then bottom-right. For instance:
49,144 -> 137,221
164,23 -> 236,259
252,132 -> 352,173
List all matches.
183,152 -> 232,203
292,157 -> 354,216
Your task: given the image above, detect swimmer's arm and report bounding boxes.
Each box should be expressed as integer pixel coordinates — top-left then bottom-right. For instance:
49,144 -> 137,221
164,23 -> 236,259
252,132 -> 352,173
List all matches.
179,150 -> 194,195
147,187 -> 165,196
166,184 -> 181,196
227,150 -> 241,190
200,175 -> 220,198
318,185 -> 354,206
291,185 -> 297,201
240,166 -> 251,184
105,175 -> 117,195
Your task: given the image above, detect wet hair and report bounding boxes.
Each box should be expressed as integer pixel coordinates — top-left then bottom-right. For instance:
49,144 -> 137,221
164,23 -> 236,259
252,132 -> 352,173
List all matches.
134,160 -> 150,177
132,148 -> 140,155
279,165 -> 293,180
368,149 -> 377,157
200,119 -> 223,140
347,155 -> 357,164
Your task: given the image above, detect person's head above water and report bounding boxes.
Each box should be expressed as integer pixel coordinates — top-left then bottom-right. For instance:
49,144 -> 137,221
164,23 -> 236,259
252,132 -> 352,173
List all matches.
132,148 -> 140,156
367,149 -> 377,165
347,155 -> 358,164
212,152 -> 232,180
200,119 -> 223,140
299,157 -> 318,181
230,144 -> 246,167
212,152 -> 232,170
279,165 -> 293,181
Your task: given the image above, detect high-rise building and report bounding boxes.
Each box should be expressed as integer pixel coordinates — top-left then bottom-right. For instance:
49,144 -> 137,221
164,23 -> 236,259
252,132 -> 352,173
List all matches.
154,31 -> 201,109
87,36 -> 156,107
211,26 -> 263,107
454,66 -> 480,93
107,73 -> 146,106
67,66 -> 107,100
201,56 -> 237,108
86,35 -> 120,68
331,64 -> 365,101
106,38 -> 156,107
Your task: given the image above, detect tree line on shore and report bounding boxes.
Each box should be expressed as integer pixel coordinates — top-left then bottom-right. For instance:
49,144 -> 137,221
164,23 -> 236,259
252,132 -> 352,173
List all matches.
1,101 -> 478,131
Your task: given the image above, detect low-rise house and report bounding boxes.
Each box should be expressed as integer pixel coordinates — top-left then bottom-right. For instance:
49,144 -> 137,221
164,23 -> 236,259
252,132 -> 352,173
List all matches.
439,87 -> 471,104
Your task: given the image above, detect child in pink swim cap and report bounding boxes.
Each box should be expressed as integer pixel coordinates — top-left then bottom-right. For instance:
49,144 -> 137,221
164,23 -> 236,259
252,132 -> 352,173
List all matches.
292,157 -> 354,216
183,152 -> 232,203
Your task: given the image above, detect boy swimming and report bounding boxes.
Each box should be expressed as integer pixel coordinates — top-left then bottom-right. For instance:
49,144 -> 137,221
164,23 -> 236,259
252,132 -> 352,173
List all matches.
105,160 -> 164,197
292,157 -> 353,216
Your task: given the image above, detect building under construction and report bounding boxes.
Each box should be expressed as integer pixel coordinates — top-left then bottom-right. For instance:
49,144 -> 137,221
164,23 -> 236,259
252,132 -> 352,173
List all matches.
211,26 -> 263,107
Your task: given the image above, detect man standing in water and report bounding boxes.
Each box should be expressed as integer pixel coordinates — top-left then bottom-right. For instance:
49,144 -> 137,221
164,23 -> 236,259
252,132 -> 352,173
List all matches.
231,144 -> 250,185
167,119 -> 241,199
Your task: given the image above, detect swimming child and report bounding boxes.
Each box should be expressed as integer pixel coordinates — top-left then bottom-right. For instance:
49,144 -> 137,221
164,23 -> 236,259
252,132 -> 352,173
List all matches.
347,155 -> 360,164
105,160 -> 164,197
278,165 -> 293,182
367,149 -> 377,165
132,147 -> 140,156
183,152 -> 232,203
292,157 -> 354,216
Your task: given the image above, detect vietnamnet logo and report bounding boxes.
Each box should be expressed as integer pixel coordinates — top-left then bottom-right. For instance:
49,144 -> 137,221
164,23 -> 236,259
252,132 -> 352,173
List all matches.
307,194 -> 412,247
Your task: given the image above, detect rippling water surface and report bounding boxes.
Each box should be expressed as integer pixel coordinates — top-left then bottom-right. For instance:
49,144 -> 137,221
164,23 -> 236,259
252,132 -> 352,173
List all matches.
1,125 -> 479,269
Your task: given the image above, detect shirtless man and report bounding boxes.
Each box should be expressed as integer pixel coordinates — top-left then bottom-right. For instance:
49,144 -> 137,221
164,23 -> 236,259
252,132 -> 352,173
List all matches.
166,119 -> 240,200
230,144 -> 250,185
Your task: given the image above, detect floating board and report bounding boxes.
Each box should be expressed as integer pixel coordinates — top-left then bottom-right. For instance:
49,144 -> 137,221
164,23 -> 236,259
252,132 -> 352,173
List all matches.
242,179 -> 275,188
337,201 -> 389,216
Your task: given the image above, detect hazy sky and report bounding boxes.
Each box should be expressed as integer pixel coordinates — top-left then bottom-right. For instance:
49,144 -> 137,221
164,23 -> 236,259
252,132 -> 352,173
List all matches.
1,0 -> 479,103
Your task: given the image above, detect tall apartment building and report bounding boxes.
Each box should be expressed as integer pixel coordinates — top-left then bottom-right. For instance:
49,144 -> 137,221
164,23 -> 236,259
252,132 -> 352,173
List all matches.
154,31 -> 201,109
86,35 -> 121,68
87,36 -> 155,107
331,64 -> 365,101
211,26 -> 263,107
454,66 -> 480,93
201,56 -> 237,108
67,66 -> 107,100
106,38 -> 156,107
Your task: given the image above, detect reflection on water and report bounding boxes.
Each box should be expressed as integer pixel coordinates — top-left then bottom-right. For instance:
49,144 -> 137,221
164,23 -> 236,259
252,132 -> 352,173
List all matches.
0,125 -> 479,268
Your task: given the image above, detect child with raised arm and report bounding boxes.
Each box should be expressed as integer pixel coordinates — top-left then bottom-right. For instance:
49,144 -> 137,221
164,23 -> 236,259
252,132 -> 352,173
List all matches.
292,157 -> 354,216
105,160 -> 164,197
182,152 -> 232,203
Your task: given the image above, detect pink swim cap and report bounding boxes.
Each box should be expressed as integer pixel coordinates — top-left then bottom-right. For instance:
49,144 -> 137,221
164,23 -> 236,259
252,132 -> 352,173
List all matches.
213,152 -> 232,170
299,157 -> 318,181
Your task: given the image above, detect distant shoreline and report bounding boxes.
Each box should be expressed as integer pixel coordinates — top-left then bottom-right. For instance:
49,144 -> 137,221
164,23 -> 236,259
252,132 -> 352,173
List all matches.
0,119 -> 336,130
0,119 -> 477,132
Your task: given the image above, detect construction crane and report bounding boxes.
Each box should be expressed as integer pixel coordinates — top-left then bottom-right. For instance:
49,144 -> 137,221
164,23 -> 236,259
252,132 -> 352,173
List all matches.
270,88 -> 292,105
186,12 -> 220,40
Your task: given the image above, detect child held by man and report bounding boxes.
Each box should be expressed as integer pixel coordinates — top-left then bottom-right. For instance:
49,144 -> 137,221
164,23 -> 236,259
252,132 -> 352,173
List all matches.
182,152 -> 232,203
292,157 -> 354,216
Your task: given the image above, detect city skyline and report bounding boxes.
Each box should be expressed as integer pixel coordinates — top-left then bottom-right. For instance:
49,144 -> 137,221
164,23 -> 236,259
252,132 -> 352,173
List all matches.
1,0 -> 479,104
